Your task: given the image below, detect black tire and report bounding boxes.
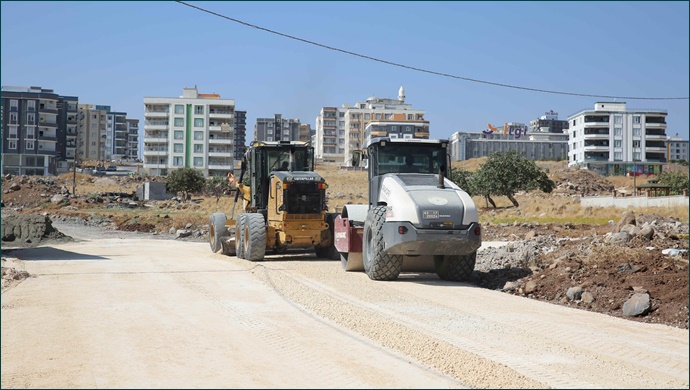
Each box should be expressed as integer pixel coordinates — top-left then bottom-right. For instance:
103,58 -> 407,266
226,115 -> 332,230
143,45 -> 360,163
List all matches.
435,252 -> 477,281
314,213 -> 340,260
363,206 -> 402,281
235,214 -> 246,259
209,213 -> 227,253
244,213 -> 267,261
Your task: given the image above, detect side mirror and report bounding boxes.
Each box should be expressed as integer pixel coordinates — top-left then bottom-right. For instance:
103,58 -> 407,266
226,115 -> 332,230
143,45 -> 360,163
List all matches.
352,150 -> 362,167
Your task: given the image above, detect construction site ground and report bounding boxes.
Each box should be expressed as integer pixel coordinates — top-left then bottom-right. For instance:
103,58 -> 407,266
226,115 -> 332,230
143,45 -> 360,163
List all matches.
2,160 -> 688,331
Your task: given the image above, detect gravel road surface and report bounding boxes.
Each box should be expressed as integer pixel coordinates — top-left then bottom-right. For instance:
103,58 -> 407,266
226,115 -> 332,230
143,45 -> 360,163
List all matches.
1,223 -> 688,388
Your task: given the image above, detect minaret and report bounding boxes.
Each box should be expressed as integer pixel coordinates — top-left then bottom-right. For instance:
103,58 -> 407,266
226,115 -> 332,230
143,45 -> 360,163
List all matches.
398,85 -> 405,103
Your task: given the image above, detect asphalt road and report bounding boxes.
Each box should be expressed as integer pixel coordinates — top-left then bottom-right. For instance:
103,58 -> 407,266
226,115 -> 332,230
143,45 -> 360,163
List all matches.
2,231 -> 688,388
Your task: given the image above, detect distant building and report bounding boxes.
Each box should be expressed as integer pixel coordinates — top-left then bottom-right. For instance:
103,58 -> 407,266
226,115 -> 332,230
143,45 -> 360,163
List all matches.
450,128 -> 568,162
1,85 -> 79,175
106,110 -> 127,161
567,102 -> 667,176
315,86 -> 426,165
666,136 -> 689,162
529,110 -> 569,139
234,110 -> 247,160
364,117 -> 430,144
299,123 -> 313,145
78,104 -> 108,163
125,118 -> 139,161
254,114 -> 301,142
143,86 -> 236,177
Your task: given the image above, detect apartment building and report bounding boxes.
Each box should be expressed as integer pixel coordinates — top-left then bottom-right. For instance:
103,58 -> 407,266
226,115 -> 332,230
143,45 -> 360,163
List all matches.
567,102 -> 667,176
1,86 -> 78,175
299,124 -> 313,145
254,114 -> 301,142
234,110 -> 247,160
666,135 -> 689,162
143,86 -> 236,177
126,118 -> 139,161
78,104 -> 108,163
315,86 -> 426,165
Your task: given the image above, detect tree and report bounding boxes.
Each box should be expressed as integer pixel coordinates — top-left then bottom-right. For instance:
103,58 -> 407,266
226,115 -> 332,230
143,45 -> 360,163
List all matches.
657,170 -> 689,195
471,151 -> 555,208
166,168 -> 206,201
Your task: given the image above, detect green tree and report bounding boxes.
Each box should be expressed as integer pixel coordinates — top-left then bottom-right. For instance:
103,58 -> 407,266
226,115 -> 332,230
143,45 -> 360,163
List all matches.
657,170 -> 689,195
449,167 -> 474,195
472,151 -> 555,208
166,168 -> 206,201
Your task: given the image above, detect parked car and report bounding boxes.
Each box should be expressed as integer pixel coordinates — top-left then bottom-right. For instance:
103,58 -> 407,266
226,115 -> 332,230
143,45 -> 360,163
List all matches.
106,165 -> 117,172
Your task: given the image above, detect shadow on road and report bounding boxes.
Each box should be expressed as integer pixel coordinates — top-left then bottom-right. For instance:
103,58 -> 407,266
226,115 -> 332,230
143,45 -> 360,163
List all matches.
3,247 -> 109,261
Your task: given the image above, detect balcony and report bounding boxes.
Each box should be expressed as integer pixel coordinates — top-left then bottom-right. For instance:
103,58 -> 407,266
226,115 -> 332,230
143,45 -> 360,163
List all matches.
38,119 -> 58,127
143,148 -> 168,156
38,106 -> 58,114
584,115 -> 609,124
208,109 -> 234,119
208,136 -> 233,144
645,122 -> 666,128
584,152 -> 609,162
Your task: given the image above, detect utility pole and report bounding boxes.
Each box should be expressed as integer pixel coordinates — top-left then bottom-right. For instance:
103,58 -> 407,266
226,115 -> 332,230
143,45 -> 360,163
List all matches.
72,111 -> 83,195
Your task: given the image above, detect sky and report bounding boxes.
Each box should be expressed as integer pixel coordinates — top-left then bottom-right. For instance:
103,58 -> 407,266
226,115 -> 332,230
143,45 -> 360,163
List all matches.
2,1 -> 689,147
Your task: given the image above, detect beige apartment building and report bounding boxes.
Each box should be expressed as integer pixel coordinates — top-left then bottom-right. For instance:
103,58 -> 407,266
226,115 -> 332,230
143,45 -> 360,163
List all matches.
315,86 -> 426,165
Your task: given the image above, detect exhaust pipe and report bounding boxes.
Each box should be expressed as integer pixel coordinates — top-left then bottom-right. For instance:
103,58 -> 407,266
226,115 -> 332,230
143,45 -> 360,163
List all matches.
437,165 -> 446,189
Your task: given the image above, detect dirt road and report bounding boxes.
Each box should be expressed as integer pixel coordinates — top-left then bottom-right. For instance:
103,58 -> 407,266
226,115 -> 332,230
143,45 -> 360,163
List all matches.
2,233 -> 688,388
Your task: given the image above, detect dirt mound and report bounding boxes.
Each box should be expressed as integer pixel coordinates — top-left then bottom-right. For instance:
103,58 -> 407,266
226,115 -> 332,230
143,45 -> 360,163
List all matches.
551,167 -> 615,196
1,213 -> 72,247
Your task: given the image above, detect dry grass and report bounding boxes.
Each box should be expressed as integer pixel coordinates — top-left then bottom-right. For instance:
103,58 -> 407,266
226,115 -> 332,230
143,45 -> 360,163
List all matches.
52,160 -> 687,229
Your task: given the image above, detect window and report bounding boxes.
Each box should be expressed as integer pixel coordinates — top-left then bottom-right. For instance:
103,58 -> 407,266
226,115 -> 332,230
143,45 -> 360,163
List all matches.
27,101 -> 35,111
375,113 -> 381,120
405,126 -> 411,131
8,140 -> 17,149
364,113 -> 370,120
633,140 -> 641,148
408,114 -> 413,120
339,121 -> 344,126
173,157 -> 183,166
614,140 -> 621,148
633,152 -> 641,160
175,105 -> 184,114
614,128 -> 622,136
9,113 -> 17,124
194,144 -> 203,153
391,126 -> 397,132
26,141 -> 34,150
8,126 -> 17,138
174,118 -> 184,127
194,131 -> 203,140
339,112 -> 344,117
633,116 -> 641,124
614,152 -> 622,161
632,128 -> 640,136
268,129 -> 273,135
27,113 -> 35,124
26,127 -> 35,138
385,114 -> 391,120
174,131 -> 184,140
10,100 -> 18,109
92,141 -> 96,146
174,144 -> 183,153
194,118 -> 204,127
614,116 -> 622,124
194,105 -> 204,115
284,123 -> 289,128
194,157 -> 203,167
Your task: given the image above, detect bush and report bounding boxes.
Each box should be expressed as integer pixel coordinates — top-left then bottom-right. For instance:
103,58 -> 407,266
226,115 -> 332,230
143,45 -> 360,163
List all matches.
166,168 -> 205,201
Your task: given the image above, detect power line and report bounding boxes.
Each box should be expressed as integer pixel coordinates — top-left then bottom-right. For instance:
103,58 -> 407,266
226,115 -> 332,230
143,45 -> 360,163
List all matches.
176,1 -> 688,101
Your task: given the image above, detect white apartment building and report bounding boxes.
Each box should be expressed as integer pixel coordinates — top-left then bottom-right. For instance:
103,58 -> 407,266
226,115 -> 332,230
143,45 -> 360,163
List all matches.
315,86 -> 426,165
567,102 -> 667,176
143,86 -> 235,177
